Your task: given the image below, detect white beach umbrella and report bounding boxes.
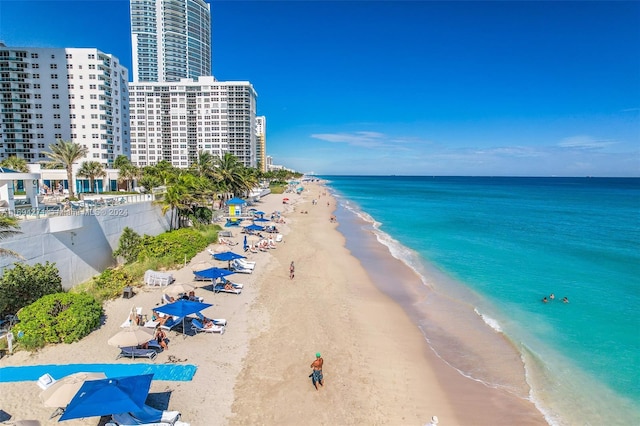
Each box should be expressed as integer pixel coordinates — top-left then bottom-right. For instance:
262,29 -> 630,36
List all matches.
163,282 -> 196,297
190,260 -> 215,271
107,326 -> 155,348
209,244 -> 228,253
40,372 -> 107,408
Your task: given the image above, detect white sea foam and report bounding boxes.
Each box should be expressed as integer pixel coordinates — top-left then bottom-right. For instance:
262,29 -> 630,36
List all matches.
474,308 -> 503,333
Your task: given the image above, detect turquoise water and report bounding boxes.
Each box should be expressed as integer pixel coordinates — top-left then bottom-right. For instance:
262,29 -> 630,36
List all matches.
323,176 -> 640,426
0,363 -> 197,382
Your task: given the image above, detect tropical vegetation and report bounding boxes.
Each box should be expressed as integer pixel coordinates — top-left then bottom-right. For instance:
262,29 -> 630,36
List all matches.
0,261 -> 62,318
44,140 -> 89,199
0,215 -> 22,258
14,292 -> 102,350
142,151 -> 302,231
0,156 -> 29,173
77,161 -> 106,193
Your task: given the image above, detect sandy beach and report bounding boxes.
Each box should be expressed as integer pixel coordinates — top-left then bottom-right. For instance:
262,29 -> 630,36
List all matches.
0,182 -> 546,425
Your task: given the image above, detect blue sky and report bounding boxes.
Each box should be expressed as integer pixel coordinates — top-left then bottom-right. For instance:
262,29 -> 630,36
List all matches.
1,1 -> 638,176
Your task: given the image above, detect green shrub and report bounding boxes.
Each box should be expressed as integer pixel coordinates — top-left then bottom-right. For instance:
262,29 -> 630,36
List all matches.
89,268 -> 137,302
15,292 -> 102,350
113,226 -> 142,264
0,262 -> 63,318
137,228 -> 208,266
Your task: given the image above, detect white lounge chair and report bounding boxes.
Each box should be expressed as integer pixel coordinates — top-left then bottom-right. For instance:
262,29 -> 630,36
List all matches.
213,283 -> 242,294
230,260 -> 253,273
234,258 -> 256,270
275,234 -> 283,243
191,319 -> 225,334
144,270 -> 174,287
109,404 -> 188,425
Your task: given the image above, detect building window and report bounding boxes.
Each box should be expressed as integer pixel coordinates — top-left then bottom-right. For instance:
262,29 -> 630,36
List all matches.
31,53 -> 38,58
51,74 -> 58,79
51,84 -> 59,89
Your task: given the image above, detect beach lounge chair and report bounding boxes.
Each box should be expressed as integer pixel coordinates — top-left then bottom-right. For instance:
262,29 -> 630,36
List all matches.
229,261 -> 252,274
220,278 -> 244,290
121,307 -> 143,327
213,283 -> 242,294
235,258 -> 256,268
109,404 -> 188,425
218,237 -> 238,246
144,270 -> 175,287
159,316 -> 184,332
116,346 -> 158,361
195,312 -> 227,327
191,319 -> 225,334
275,234 -> 283,243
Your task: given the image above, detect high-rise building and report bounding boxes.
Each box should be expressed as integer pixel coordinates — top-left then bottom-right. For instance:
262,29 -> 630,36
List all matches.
255,116 -> 266,172
130,0 -> 212,83
129,76 -> 257,168
0,45 -> 130,166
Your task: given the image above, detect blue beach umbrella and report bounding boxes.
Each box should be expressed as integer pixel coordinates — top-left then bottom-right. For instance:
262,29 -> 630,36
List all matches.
213,250 -> 246,269
213,251 -> 245,261
253,217 -> 270,223
253,210 -> 265,216
58,374 -> 153,421
245,224 -> 264,232
193,267 -> 235,281
153,299 -> 213,336
154,299 -> 212,319
243,235 -> 248,252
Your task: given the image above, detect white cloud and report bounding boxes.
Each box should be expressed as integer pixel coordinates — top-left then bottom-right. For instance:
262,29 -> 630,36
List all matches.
310,131 -> 389,148
558,135 -> 615,150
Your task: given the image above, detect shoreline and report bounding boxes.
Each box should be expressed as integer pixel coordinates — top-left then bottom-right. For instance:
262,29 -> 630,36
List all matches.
0,182 -> 546,425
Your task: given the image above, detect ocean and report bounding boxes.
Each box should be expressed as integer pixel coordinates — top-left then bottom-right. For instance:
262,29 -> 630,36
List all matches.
321,176 -> 640,426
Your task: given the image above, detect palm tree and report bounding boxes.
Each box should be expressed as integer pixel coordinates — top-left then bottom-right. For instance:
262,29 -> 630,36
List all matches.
154,177 -> 194,231
77,161 -> 106,193
191,151 -> 216,178
44,140 -> 88,199
0,156 -> 30,195
118,164 -> 140,192
0,215 -> 22,258
0,156 -> 28,173
213,153 -> 251,200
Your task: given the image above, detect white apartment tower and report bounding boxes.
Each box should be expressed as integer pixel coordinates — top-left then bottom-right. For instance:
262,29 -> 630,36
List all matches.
0,45 -> 130,166
129,76 -> 257,168
255,116 -> 266,172
130,0 -> 212,83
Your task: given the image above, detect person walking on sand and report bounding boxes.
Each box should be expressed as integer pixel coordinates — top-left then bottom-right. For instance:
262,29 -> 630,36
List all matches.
289,261 -> 295,280
310,352 -> 324,390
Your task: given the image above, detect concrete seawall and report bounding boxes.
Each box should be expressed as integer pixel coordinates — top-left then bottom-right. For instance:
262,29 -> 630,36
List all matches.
0,201 -> 170,289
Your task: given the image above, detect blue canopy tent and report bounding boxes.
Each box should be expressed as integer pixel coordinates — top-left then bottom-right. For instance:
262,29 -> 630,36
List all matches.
154,300 -> 213,336
245,224 -> 264,232
59,374 -> 153,421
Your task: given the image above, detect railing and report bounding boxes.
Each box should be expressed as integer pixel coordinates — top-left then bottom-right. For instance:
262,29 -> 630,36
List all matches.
8,193 -> 157,221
